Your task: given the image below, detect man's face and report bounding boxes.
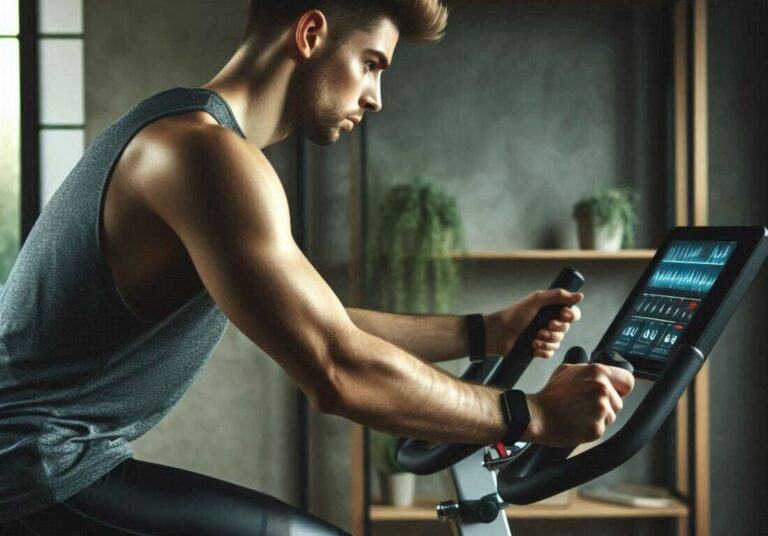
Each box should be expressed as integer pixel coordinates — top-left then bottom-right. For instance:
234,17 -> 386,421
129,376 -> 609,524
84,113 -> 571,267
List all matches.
292,16 -> 399,145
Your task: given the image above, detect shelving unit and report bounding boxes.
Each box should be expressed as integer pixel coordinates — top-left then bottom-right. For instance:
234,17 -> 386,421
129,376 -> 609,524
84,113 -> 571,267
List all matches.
347,1 -> 711,534
371,495 -> 689,521
451,249 -> 656,261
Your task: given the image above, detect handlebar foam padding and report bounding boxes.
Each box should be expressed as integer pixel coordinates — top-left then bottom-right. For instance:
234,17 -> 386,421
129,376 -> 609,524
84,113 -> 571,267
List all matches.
497,344 -> 704,504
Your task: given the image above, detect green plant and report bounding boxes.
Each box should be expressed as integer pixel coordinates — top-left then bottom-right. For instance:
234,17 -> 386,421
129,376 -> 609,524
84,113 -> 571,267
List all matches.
573,187 -> 639,247
367,177 -> 466,313
370,430 -> 406,474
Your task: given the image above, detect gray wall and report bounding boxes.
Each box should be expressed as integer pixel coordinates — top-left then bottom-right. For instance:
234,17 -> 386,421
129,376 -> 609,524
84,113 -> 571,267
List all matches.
708,0 -> 768,533
83,0 -> 767,534
354,3 -> 671,535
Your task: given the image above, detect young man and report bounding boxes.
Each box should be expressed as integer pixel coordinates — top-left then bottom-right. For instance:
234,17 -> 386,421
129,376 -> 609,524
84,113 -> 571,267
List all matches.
0,1 -> 634,534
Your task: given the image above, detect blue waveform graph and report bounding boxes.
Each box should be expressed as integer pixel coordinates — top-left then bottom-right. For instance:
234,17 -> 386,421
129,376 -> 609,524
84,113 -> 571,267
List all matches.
662,241 -> 736,266
649,267 -> 719,293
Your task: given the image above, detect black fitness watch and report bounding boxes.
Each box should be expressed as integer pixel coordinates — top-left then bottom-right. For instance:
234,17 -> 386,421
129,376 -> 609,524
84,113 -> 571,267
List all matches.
465,313 -> 486,361
499,389 -> 531,445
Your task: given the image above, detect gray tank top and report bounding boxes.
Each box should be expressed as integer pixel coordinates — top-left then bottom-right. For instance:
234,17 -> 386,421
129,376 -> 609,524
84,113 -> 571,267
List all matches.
0,87 -> 243,522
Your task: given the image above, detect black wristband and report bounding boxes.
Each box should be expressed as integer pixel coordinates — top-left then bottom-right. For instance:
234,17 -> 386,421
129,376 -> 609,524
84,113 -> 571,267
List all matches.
465,314 -> 486,361
499,389 -> 531,445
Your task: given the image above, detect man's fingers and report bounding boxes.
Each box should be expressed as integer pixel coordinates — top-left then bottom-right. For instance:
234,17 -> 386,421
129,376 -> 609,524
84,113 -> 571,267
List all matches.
536,329 -> 565,343
560,305 -> 582,323
533,288 -> 584,308
548,319 -> 571,333
601,366 -> 635,397
533,339 -> 560,352
599,378 -> 624,414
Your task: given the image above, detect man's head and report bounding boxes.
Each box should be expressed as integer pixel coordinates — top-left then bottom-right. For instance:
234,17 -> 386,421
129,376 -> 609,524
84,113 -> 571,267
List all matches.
244,1 -> 449,145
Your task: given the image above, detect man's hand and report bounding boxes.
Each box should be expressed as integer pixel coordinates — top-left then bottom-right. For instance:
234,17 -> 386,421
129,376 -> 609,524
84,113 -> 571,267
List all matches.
485,289 -> 584,358
522,363 -> 635,447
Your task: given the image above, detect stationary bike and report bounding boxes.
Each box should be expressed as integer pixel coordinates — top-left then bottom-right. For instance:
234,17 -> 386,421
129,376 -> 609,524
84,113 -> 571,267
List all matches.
396,226 -> 768,535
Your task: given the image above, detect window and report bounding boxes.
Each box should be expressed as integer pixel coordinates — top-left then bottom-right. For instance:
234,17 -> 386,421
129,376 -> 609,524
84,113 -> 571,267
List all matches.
0,0 -> 84,283
0,0 -> 21,283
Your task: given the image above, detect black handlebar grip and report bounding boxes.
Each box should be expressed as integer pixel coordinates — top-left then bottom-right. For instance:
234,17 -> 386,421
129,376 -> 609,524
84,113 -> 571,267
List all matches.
562,345 -> 590,365
498,345 -> 591,478
494,267 -> 585,388
592,349 -> 635,374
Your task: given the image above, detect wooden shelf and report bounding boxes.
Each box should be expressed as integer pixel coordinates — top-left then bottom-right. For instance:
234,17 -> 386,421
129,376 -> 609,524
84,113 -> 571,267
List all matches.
370,495 -> 689,522
451,249 -> 656,261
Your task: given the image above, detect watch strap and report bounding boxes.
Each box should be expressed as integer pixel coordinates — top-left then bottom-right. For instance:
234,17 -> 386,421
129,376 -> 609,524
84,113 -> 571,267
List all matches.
465,314 -> 486,361
499,389 -> 531,445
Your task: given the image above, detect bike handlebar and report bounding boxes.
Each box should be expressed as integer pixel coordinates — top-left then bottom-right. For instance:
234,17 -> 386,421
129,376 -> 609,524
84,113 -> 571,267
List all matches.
496,344 -> 704,504
396,267 -> 585,475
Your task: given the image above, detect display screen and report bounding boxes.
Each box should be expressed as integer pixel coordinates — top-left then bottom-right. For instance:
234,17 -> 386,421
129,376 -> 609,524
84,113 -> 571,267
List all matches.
611,240 -> 738,361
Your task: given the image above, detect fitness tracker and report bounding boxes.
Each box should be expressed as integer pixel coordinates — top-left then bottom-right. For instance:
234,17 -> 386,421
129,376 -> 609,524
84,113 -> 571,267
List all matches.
465,314 -> 486,361
499,389 -> 531,445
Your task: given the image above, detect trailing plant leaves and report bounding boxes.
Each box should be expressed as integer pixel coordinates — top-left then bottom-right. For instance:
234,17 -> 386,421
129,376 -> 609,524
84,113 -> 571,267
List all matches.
367,178 -> 466,314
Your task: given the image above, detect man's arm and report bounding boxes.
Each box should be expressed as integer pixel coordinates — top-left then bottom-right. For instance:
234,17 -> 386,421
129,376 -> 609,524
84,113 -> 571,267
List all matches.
345,308 -> 469,363
346,290 -> 583,364
141,125 -> 632,446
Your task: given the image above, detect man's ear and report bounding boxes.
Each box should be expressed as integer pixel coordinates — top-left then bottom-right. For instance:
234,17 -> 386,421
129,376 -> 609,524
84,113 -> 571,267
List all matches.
294,10 -> 328,60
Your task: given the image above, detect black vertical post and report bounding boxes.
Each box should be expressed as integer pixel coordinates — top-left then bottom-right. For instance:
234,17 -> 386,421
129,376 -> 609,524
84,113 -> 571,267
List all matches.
295,133 -> 310,511
19,0 -> 40,245
360,119 -> 371,536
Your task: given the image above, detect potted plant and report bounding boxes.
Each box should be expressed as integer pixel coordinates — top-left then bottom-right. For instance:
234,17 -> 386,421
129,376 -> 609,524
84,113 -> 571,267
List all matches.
573,188 -> 638,251
366,177 -> 466,314
370,430 -> 415,507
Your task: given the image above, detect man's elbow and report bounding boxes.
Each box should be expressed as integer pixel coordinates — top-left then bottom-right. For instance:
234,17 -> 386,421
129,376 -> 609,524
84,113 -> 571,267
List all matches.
309,363 -> 354,416
307,325 -> 365,416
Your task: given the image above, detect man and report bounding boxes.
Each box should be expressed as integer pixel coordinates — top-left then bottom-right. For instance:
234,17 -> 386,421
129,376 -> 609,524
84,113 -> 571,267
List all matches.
0,1 -> 634,534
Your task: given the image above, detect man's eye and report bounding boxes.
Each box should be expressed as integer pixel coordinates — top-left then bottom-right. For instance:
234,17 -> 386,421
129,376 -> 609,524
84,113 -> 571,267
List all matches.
364,61 -> 376,72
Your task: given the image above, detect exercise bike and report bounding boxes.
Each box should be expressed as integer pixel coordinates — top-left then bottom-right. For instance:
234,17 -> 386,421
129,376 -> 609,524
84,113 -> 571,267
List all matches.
396,226 -> 768,535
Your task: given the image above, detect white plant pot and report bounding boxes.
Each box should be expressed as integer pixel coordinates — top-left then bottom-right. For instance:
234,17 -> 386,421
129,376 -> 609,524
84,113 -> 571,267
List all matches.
380,472 -> 416,507
576,214 -> 625,252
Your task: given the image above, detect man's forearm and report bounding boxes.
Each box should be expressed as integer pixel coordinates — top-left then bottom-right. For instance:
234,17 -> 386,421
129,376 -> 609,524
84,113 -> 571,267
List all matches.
345,307 -> 492,363
327,325 -> 513,445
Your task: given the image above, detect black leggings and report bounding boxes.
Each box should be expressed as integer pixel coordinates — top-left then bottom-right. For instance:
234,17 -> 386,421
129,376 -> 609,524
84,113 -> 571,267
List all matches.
1,458 -> 349,535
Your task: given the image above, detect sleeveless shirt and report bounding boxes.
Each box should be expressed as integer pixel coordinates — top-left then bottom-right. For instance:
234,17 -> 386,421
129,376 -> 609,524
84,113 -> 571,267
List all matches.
0,87 -> 243,522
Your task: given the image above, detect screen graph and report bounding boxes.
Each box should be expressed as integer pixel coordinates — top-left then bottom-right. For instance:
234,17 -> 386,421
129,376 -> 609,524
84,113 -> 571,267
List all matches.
611,240 -> 737,360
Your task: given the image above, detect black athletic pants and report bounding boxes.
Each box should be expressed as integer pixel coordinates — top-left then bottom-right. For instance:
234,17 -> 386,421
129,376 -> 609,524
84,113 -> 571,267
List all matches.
0,458 -> 349,535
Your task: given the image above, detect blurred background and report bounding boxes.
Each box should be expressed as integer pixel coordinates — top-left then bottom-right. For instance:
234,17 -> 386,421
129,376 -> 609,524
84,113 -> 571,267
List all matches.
0,0 -> 765,534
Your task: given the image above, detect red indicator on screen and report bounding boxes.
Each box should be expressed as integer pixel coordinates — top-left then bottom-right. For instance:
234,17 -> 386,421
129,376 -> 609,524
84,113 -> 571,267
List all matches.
687,301 -> 698,310
674,324 -> 684,330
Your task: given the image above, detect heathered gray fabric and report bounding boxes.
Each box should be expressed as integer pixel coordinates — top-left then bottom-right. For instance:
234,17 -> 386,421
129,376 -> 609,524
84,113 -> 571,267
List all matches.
0,87 -> 244,522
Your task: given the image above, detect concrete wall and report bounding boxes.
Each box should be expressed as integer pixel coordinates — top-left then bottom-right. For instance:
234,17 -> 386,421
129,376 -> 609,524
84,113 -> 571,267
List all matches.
708,0 -> 768,533
83,0 -> 767,534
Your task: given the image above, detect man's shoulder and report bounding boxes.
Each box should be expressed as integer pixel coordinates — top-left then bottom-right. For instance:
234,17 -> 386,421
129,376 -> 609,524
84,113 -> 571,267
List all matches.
145,113 -> 267,170
133,112 -> 279,195
130,112 -> 290,236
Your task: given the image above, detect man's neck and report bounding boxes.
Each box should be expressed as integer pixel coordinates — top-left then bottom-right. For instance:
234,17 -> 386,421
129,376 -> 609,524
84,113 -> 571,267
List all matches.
201,33 -> 298,149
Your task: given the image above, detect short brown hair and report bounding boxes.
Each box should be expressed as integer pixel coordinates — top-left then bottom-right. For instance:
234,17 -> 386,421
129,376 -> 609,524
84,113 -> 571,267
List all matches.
244,0 -> 449,44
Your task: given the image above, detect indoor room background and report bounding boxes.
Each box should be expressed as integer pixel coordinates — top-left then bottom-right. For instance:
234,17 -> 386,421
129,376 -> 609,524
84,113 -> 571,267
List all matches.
0,0 -> 765,535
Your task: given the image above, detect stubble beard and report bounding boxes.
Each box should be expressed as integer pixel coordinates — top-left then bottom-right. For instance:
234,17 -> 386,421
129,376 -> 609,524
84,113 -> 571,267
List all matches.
292,59 -> 346,146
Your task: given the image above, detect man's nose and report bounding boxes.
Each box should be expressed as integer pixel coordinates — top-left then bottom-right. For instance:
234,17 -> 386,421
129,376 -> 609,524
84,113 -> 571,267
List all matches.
361,81 -> 382,112
361,94 -> 382,113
